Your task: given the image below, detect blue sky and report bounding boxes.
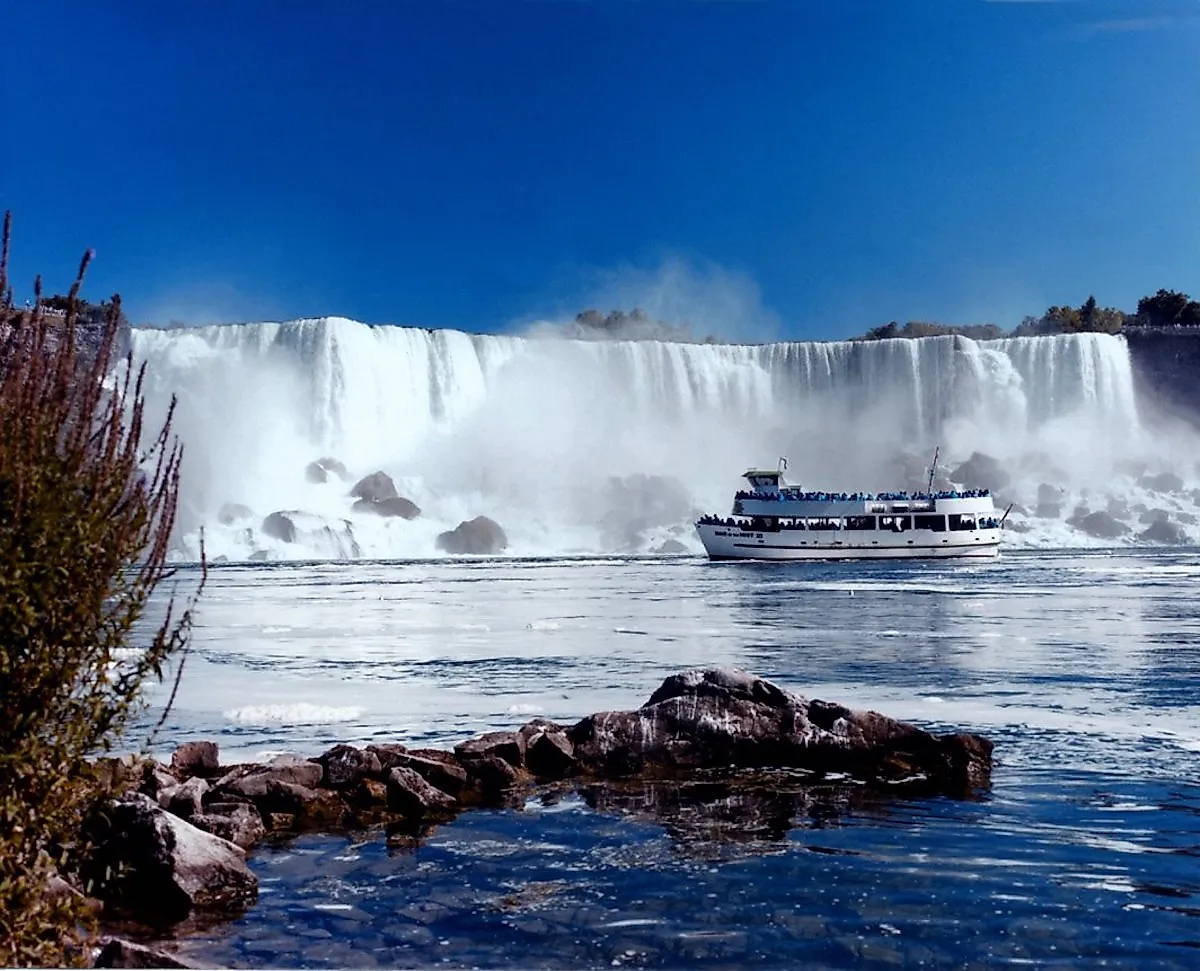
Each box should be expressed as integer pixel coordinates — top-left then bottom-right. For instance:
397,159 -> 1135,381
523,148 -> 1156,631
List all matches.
2,0 -> 1198,340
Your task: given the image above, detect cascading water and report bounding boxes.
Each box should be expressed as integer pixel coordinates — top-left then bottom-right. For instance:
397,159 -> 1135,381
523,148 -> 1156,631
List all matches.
128,318 -> 1193,561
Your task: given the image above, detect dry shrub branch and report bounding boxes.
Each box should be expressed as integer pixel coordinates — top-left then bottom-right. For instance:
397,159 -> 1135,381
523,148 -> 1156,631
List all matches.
0,211 -> 203,965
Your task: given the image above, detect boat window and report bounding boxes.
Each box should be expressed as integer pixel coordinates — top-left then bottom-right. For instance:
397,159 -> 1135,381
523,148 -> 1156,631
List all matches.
948,514 -> 978,531
845,516 -> 876,531
914,514 -> 946,532
880,515 -> 912,532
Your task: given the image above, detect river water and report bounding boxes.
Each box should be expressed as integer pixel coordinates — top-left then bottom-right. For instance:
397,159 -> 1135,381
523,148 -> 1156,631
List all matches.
141,550 -> 1200,968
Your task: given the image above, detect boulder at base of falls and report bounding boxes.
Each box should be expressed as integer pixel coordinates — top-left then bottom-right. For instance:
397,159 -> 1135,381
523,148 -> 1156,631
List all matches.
261,511 -> 296,543
1074,510 -> 1131,540
217,503 -> 253,526
353,496 -> 421,519
1139,471 -> 1185,494
1139,519 -> 1189,544
436,516 -> 508,555
950,452 -> 1010,492
350,471 -> 398,502
652,539 -> 689,555
80,795 -> 257,925
568,668 -> 992,795
305,456 -> 349,484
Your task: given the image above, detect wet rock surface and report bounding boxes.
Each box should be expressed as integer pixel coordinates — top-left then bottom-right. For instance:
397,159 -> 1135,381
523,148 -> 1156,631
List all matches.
350,470 -> 398,502
436,515 -> 509,554
352,495 -> 421,519
81,669 -> 992,938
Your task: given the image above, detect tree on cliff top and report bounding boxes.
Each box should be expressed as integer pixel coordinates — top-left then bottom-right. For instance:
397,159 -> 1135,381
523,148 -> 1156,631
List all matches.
0,212 -> 203,966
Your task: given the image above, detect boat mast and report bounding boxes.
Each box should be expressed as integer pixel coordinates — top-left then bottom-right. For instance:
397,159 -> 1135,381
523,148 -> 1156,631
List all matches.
926,446 -> 939,495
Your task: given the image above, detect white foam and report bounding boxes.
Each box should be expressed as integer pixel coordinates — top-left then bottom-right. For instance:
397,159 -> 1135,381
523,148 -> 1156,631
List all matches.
223,703 -> 364,726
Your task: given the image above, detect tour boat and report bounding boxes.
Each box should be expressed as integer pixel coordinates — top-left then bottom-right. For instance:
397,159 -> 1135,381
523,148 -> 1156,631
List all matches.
696,460 -> 1003,562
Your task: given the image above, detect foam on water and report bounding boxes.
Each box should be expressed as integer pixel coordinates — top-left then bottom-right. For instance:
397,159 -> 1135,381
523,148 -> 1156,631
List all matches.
127,320 -> 1200,561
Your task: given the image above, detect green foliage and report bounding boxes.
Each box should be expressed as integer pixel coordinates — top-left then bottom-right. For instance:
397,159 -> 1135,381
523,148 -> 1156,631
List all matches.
0,212 -> 202,966
858,320 -> 1004,342
1134,289 -> 1200,328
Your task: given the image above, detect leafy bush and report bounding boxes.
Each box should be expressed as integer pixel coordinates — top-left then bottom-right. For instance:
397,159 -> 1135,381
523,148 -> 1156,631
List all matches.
0,212 -> 202,966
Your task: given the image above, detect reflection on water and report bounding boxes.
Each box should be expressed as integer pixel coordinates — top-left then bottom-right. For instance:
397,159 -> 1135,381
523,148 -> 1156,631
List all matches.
138,550 -> 1200,967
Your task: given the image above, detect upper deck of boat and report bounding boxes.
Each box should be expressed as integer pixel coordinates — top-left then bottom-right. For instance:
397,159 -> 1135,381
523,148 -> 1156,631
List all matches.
732,469 -> 996,519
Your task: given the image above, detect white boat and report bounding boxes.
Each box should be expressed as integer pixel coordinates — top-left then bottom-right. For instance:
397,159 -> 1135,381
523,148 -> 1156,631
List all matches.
696,460 -> 1002,562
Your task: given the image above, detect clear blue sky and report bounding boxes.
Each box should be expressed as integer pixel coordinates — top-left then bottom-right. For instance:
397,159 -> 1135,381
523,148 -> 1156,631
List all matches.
2,0 -> 1197,340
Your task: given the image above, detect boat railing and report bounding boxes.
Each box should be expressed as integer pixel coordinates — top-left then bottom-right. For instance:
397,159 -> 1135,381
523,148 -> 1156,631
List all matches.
733,488 -> 992,503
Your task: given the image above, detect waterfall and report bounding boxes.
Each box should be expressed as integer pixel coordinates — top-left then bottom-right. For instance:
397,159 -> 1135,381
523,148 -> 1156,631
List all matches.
129,319 -> 1166,560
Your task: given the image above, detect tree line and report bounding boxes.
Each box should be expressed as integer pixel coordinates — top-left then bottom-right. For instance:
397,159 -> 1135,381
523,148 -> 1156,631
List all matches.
857,289 -> 1200,341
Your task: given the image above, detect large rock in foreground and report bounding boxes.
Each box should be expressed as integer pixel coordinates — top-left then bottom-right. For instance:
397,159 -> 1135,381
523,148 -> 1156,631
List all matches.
81,795 -> 257,925
436,516 -> 508,555
569,668 -> 992,794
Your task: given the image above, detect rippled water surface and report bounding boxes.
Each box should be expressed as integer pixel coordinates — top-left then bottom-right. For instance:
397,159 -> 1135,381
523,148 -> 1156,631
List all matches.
143,550 -> 1200,968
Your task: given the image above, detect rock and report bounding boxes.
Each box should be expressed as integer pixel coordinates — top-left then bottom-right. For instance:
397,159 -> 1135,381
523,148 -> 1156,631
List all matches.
950,452 -> 1010,491
81,796 -> 257,924
216,503 -> 253,526
316,744 -> 382,789
217,755 -> 323,801
138,763 -> 179,802
1107,496 -> 1131,520
261,511 -> 297,543
350,471 -> 398,502
189,804 -> 265,849
568,668 -> 992,794
1035,502 -> 1061,519
365,742 -> 410,772
352,496 -> 421,519
652,539 -> 689,555
305,456 -> 349,484
167,777 -> 209,820
463,755 -> 521,800
454,730 -> 525,768
1140,520 -> 1189,544
436,516 -> 508,555
94,938 -> 199,969
385,767 -> 458,818
387,752 -> 468,797
170,741 -> 219,778
1139,507 -> 1170,525
1074,511 -> 1132,540
1036,483 -> 1060,504
1179,511 -> 1197,525
1069,505 -> 1090,523
525,728 -> 577,780
1140,472 -> 1184,494
347,777 -> 389,809
89,755 -> 152,796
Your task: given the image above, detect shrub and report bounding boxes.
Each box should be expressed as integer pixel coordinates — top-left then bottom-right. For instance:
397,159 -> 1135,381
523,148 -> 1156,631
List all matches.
0,212 -> 203,965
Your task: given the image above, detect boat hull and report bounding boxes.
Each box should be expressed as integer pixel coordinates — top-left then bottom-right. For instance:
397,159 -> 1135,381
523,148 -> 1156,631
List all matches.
696,523 -> 1001,562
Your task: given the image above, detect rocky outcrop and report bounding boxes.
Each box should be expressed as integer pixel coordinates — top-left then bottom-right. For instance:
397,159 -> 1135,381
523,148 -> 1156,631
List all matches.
80,795 -> 257,925
93,938 -> 198,969
1139,519 -> 1189,544
569,668 -> 991,794
652,539 -> 689,555
261,512 -> 296,543
352,496 -> 421,519
436,516 -> 508,555
305,456 -> 349,484
76,669 -> 993,934
1140,472 -> 1185,494
350,471 -> 398,503
950,452 -> 1010,492
1074,510 -> 1132,540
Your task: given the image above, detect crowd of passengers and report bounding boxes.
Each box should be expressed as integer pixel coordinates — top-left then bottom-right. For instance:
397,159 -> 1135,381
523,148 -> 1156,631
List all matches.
696,514 -> 1002,530
733,488 -> 992,503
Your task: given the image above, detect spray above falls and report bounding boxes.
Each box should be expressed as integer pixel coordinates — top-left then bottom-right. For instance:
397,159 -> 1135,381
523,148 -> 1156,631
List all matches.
128,317 -> 1197,561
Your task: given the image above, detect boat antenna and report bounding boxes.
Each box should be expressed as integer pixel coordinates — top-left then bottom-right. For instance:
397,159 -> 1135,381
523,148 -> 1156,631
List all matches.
926,446 -> 939,496
999,502 -> 1014,527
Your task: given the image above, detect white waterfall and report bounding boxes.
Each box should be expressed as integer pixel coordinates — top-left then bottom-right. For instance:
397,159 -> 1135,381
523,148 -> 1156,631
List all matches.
129,319 -> 1183,560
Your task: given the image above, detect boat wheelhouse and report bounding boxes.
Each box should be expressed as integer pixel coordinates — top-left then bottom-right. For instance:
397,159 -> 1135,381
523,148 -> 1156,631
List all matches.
696,462 -> 1002,561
